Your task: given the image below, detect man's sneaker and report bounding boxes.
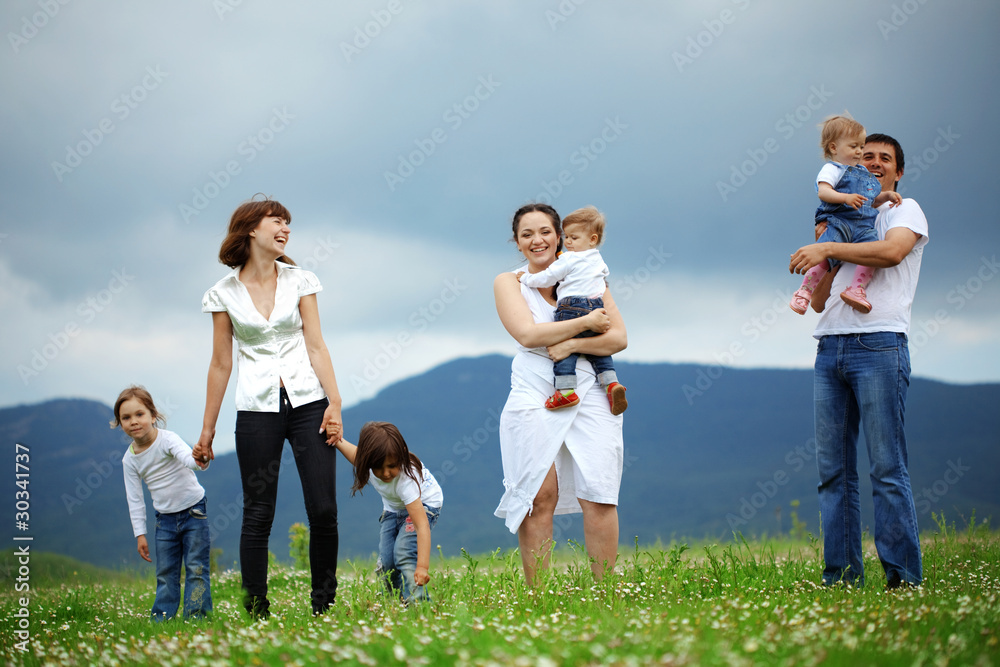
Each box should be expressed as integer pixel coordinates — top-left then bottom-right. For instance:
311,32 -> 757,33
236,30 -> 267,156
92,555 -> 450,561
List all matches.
841,285 -> 872,314
607,382 -> 628,416
544,391 -> 579,410
789,288 -> 812,315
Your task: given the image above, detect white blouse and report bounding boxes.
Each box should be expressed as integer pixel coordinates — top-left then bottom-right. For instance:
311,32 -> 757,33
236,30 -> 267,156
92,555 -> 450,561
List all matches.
202,261 -> 327,412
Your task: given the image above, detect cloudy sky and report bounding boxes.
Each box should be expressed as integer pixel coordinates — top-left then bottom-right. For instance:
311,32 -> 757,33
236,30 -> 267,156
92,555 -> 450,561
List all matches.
2,1 -> 997,454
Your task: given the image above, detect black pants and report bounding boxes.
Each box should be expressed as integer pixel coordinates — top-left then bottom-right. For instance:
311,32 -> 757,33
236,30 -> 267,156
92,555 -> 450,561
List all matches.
235,389 -> 338,609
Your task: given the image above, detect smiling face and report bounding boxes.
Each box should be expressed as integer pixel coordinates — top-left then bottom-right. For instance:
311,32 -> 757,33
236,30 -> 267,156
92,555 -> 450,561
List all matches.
828,133 -> 866,167
516,210 -> 561,271
249,215 -> 290,259
862,141 -> 902,193
118,397 -> 157,448
372,457 -> 402,484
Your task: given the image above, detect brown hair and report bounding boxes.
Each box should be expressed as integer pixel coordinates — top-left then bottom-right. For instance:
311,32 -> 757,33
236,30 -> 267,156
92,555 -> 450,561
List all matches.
511,203 -> 563,254
562,205 -> 606,246
819,114 -> 866,160
351,422 -> 423,495
218,195 -> 295,268
109,385 -> 165,429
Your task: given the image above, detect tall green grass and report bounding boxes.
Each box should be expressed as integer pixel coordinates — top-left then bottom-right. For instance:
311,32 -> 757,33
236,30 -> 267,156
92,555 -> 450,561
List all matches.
2,521 -> 998,666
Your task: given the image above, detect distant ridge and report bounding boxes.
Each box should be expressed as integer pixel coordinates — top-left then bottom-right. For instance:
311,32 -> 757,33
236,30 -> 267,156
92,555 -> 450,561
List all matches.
2,355 -> 997,568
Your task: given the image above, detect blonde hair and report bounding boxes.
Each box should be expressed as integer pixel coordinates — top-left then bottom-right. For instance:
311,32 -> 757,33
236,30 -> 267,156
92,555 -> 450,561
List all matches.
819,114 -> 866,160
562,205 -> 606,246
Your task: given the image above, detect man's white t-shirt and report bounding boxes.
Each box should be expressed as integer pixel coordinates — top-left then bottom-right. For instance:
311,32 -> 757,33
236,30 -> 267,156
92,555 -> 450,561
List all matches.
370,466 -> 444,513
814,199 -> 929,338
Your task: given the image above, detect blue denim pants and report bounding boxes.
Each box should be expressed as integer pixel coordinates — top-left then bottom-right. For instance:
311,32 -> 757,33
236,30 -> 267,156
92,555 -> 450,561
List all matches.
552,296 -> 618,390
814,333 -> 922,587
152,495 -> 212,621
376,504 -> 440,603
235,390 -> 339,612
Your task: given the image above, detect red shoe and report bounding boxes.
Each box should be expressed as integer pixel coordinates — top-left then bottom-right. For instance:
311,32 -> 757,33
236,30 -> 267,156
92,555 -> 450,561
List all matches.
545,391 -> 579,410
607,382 -> 628,416
840,285 -> 872,314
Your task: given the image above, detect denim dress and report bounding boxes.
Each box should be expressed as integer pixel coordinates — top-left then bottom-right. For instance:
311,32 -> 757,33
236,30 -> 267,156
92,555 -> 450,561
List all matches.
815,164 -> 881,268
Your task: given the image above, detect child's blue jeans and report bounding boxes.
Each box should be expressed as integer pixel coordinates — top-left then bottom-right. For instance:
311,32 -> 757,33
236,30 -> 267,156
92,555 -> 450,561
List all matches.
815,164 -> 881,269
552,296 -> 618,390
151,495 -> 212,621
376,504 -> 440,604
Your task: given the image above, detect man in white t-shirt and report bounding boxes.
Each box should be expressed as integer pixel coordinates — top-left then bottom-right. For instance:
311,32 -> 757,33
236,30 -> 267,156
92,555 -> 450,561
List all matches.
789,133 -> 925,589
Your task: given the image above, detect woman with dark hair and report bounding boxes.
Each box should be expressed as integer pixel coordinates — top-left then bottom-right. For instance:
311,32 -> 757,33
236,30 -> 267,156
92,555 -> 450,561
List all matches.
194,196 -> 342,618
493,203 -> 627,585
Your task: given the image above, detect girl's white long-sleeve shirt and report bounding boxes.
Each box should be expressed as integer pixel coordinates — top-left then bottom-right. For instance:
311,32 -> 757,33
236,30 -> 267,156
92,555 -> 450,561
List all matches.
122,429 -> 207,537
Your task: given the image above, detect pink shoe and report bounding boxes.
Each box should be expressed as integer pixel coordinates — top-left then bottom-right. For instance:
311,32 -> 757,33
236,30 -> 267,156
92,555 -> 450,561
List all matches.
841,286 -> 872,314
789,288 -> 811,315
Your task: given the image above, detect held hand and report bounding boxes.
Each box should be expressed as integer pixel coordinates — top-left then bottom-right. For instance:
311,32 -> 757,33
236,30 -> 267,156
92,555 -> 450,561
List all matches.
320,404 -> 343,445
194,429 -> 215,464
844,193 -> 867,210
585,308 -> 612,334
414,566 -> 431,587
885,191 -> 903,207
515,271 -> 525,281
789,243 -> 829,275
814,221 -> 827,242
137,536 -> 152,562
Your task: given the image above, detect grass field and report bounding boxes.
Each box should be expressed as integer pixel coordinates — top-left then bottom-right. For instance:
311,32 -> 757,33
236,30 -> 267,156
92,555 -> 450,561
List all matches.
2,517 -> 998,666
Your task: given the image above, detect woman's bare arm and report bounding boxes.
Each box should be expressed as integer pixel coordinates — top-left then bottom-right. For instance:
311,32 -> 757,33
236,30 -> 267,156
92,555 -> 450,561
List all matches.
300,293 -> 343,444
194,312 -> 233,461
494,272 -> 610,348
545,287 -> 627,361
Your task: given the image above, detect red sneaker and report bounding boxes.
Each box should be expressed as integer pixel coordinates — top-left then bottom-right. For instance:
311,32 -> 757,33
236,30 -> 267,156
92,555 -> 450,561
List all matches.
607,382 -> 628,415
544,391 -> 580,410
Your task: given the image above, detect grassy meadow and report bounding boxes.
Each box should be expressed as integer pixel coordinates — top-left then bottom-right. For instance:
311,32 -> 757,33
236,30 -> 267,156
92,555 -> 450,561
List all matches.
2,517 -> 998,666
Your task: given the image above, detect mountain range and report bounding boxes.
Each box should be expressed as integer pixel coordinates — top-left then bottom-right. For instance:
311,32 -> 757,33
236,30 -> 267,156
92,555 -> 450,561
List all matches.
3,355 -> 997,570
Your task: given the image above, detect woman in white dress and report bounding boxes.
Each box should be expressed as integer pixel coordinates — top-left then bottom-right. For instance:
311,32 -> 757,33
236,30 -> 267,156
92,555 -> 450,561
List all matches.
493,203 -> 627,584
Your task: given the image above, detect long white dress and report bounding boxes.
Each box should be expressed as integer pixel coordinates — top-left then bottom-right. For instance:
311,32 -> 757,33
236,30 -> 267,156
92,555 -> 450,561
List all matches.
494,279 -> 624,534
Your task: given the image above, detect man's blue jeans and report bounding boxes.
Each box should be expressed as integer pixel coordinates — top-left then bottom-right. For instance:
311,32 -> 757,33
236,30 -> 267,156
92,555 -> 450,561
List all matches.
814,332 -> 922,587
152,496 -> 212,620
376,505 -> 440,603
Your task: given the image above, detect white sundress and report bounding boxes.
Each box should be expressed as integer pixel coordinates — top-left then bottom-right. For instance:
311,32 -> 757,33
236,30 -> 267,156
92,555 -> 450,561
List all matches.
493,279 -> 624,534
